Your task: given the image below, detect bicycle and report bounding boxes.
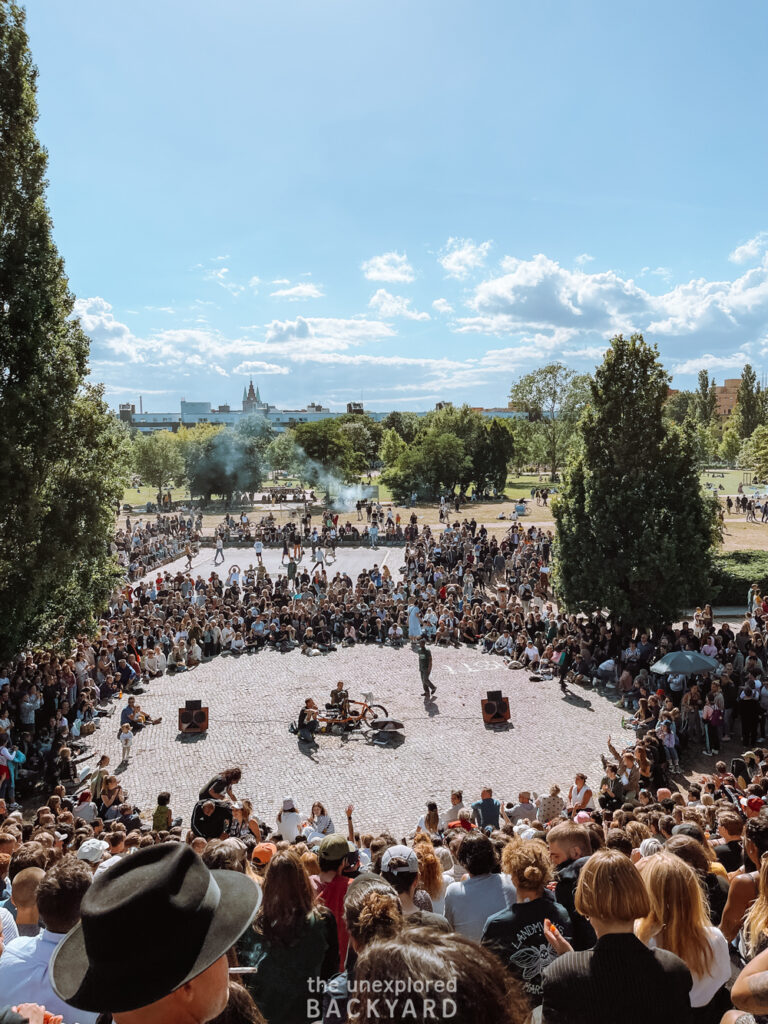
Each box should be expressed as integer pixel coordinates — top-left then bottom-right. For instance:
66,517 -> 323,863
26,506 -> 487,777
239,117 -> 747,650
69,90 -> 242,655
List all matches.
316,691 -> 388,731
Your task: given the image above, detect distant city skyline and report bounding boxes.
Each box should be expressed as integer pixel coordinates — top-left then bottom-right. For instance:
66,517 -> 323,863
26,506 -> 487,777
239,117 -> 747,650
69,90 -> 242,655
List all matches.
23,1 -> 768,410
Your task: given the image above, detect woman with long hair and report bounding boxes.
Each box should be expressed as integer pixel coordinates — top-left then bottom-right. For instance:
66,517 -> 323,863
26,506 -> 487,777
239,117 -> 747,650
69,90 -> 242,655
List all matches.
236,849 -> 338,1024
743,852 -> 768,962
412,834 -> 447,913
636,852 -> 730,1021
416,801 -> 440,838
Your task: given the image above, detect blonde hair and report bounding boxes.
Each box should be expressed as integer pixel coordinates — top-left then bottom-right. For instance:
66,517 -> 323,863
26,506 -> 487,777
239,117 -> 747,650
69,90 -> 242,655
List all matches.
575,849 -> 650,922
502,839 -> 553,891
744,853 -> 768,957
636,853 -> 713,978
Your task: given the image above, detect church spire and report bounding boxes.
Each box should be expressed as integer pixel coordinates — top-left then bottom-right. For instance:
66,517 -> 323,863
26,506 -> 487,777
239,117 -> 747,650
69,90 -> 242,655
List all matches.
246,379 -> 257,402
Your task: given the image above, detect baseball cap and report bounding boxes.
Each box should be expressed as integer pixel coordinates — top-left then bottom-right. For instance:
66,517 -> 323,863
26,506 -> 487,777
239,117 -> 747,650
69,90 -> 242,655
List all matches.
317,831 -> 356,864
251,843 -> 277,866
741,797 -> 764,813
77,839 -> 109,864
319,834 -> 356,863
380,845 -> 419,875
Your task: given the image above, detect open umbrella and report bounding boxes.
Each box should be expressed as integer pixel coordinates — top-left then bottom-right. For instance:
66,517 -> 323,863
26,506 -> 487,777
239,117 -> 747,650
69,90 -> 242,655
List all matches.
650,650 -> 719,675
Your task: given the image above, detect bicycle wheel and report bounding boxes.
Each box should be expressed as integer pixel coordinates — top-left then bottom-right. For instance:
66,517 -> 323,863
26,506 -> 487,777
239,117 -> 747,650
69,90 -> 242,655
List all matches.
362,703 -> 388,726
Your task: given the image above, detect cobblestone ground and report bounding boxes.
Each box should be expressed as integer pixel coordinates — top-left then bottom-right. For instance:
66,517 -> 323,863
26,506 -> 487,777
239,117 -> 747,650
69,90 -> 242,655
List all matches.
86,548 -> 627,836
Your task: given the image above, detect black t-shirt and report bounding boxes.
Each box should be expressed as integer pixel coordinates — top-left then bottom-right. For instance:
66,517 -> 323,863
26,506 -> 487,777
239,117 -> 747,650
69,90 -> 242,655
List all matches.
482,894 -> 572,1003
199,775 -> 227,801
713,838 -> 743,873
191,800 -> 232,839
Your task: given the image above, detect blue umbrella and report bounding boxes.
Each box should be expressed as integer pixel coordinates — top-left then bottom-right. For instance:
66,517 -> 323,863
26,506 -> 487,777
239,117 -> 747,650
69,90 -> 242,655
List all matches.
650,650 -> 719,675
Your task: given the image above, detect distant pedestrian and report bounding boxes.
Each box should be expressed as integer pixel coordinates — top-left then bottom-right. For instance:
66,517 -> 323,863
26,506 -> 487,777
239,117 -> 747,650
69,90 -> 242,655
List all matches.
418,638 -> 436,699
214,534 -> 225,565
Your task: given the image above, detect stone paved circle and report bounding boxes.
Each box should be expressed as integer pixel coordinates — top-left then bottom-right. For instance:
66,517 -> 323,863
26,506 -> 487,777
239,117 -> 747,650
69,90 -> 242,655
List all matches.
89,546 -> 625,836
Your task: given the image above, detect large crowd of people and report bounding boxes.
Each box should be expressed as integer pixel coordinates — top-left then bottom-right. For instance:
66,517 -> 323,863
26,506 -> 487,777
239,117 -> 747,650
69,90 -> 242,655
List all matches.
7,508 -> 768,1020
3,755 -> 768,1022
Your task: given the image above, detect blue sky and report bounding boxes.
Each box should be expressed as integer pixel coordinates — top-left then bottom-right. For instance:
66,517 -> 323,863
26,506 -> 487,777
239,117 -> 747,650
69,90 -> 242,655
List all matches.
24,0 -> 768,411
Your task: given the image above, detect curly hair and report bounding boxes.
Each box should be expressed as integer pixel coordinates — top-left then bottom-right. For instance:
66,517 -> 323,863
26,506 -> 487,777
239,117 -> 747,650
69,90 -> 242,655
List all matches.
344,881 -> 403,948
501,839 -> 553,891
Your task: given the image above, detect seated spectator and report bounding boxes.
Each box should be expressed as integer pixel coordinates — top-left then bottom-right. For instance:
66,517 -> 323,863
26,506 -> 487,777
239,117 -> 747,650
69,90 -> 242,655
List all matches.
636,852 -> 730,1020
380,845 -> 449,929
540,849 -> 693,1024
443,832 -> 516,941
352,926 -> 530,1024
0,857 -> 97,1023
50,843 -> 260,1024
482,838 -> 572,1009
236,849 -> 338,1023
8,866 -> 45,937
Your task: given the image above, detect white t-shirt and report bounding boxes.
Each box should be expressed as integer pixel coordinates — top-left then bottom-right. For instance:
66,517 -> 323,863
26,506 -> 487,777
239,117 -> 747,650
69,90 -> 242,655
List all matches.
278,810 -> 303,842
648,926 -> 730,1007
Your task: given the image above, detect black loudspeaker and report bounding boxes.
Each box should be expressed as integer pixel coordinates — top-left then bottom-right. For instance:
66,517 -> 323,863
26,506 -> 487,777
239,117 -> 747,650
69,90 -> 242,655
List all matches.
481,690 -> 510,725
185,699 -> 202,711
178,706 -> 209,733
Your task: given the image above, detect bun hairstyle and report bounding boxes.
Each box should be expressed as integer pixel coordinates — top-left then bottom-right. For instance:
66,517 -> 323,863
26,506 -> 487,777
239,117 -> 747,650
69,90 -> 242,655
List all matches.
344,882 -> 403,948
501,839 -> 553,891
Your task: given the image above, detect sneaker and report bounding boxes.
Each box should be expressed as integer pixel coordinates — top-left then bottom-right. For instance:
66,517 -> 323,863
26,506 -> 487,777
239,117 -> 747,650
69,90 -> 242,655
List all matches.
712,749 -> 719,754
702,750 -> 713,756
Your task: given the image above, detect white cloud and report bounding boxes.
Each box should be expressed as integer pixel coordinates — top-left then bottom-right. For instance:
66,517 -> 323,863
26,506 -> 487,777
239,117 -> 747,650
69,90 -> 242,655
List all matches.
270,283 -> 325,301
248,276 -> 261,291
575,253 -> 594,267
205,267 -> 244,296
145,306 -> 175,314
671,353 -> 753,375
432,298 -> 454,315
361,251 -> 415,283
212,254 -> 230,262
438,237 -> 492,279
368,289 -> 430,321
271,278 -> 291,285
640,266 -> 673,282
232,361 -> 290,375
730,233 -> 768,264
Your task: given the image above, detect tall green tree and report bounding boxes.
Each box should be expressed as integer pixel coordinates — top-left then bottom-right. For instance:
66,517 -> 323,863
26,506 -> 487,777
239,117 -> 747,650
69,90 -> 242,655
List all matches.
0,4 -> 129,658
473,419 -> 515,494
553,335 -> 718,629
664,390 -> 695,425
695,370 -> 718,424
380,410 -> 422,444
735,364 -> 763,438
737,424 -> 768,481
720,422 -> 741,464
379,427 -> 406,467
265,432 -> 300,476
133,431 -> 185,496
509,364 -> 591,479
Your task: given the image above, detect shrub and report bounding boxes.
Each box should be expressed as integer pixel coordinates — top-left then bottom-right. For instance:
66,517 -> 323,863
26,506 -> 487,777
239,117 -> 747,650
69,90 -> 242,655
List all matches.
710,550 -> 768,606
